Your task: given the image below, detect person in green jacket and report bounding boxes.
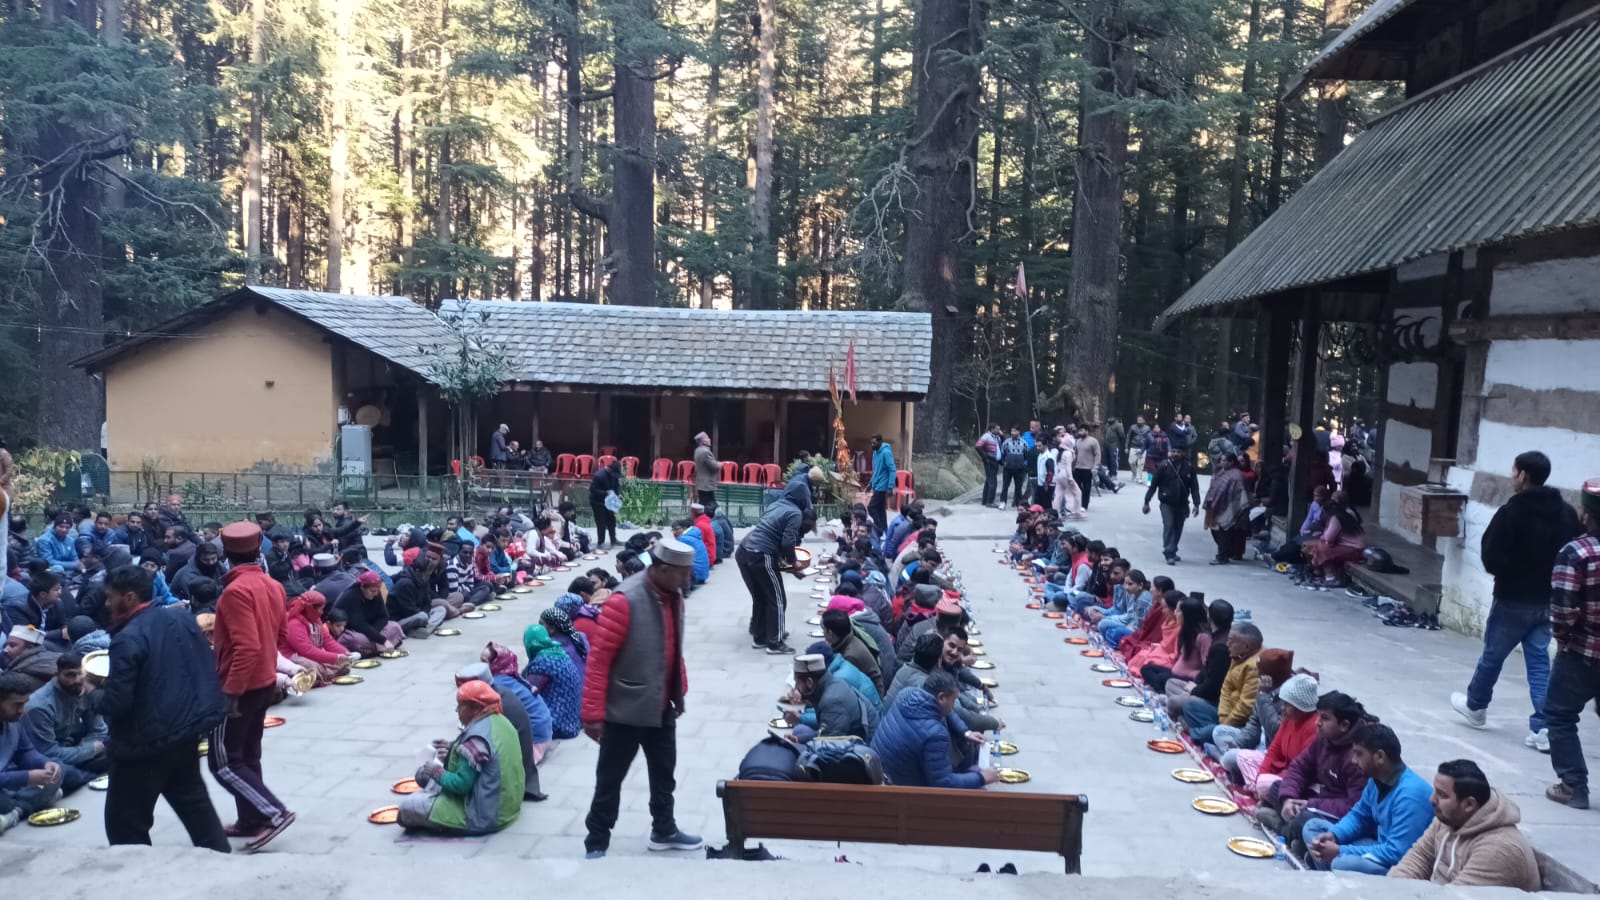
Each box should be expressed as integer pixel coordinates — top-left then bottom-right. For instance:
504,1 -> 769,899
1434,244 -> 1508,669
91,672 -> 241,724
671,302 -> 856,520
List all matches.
399,680 -> 524,835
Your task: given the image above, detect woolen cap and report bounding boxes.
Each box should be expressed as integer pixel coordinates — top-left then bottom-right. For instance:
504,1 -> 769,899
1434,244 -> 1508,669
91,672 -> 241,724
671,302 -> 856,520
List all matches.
312,553 -> 337,568
1278,673 -> 1319,713
652,538 -> 695,568
693,431 -> 710,443
8,625 -> 43,646
219,521 -> 262,556
793,653 -> 826,676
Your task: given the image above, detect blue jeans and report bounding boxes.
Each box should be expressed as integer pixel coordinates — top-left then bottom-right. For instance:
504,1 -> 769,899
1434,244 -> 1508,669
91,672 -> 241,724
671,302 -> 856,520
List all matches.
1100,621 -> 1135,647
1301,819 -> 1390,874
1183,697 -> 1220,745
1545,651 -> 1600,794
1465,599 -> 1551,732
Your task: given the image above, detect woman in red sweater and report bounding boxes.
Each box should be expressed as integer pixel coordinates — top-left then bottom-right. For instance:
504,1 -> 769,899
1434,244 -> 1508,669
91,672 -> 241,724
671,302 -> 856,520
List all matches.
279,590 -> 353,685
1233,672 -> 1320,798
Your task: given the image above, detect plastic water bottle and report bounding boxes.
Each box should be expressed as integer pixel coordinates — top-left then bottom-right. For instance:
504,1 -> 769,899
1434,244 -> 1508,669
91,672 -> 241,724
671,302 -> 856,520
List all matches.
1274,835 -> 1288,862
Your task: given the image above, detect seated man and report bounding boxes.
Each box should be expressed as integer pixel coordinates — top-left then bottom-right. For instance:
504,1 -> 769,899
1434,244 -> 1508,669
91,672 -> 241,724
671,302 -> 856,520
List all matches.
786,642 -> 880,730
3,625 -> 59,691
0,671 -> 64,829
790,652 -> 877,741
556,501 -> 591,555
872,671 -> 998,789
1304,724 -> 1433,875
669,518 -> 710,588
1182,622 -> 1263,745
387,557 -> 447,638
23,650 -> 109,791
1389,759 -> 1540,889
1260,690 -> 1372,850
821,608 -> 883,695
398,680 -> 525,835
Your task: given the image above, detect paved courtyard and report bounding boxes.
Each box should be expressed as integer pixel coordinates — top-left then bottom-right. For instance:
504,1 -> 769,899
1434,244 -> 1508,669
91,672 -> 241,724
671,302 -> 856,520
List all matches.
6,484 -> 1600,882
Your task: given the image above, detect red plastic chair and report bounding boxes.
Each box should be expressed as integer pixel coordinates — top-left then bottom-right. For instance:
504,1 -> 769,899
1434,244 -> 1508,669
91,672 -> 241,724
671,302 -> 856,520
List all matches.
742,462 -> 764,484
554,454 -> 576,478
651,459 -> 673,481
719,461 -> 740,483
676,460 -> 696,483
450,459 -> 462,477
620,456 -> 640,478
761,463 -> 782,487
599,445 -> 618,458
597,455 -> 618,472
894,470 -> 916,511
575,455 -> 596,478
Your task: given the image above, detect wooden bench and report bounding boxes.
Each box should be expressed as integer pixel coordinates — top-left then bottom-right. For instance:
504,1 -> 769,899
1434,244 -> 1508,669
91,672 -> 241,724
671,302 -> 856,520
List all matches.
716,780 -> 1088,874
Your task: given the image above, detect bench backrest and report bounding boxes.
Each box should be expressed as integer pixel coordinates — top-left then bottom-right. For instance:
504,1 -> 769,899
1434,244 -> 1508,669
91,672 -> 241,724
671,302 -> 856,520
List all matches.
717,780 -> 1087,873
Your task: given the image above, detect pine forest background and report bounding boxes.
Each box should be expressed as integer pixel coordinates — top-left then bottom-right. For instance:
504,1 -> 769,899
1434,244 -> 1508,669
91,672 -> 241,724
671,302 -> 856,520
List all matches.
0,0 -> 1397,456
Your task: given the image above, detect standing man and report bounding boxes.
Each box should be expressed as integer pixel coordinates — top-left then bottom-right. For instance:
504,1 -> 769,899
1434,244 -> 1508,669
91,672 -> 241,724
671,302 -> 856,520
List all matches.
869,434 -> 896,538
1104,417 -> 1125,476
1074,427 -> 1101,511
580,540 -> 701,858
737,495 -> 817,655
1143,446 -> 1201,565
998,428 -> 1028,510
210,522 -> 295,850
1543,477 -> 1600,810
974,425 -> 1001,508
489,424 -> 511,468
1452,451 -> 1578,752
692,431 -> 720,510
1127,416 -> 1151,484
93,564 -> 230,851
1168,414 -> 1195,459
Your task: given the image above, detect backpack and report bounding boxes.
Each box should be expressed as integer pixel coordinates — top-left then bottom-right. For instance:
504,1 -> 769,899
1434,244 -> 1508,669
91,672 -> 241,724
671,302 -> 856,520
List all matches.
798,736 -> 885,785
1157,461 -> 1187,506
737,735 -> 801,781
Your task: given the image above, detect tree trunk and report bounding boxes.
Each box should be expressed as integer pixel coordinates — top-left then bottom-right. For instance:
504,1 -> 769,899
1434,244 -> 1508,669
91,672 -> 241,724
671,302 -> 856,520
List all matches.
562,0 -> 582,299
1216,0 -> 1265,418
700,0 -> 721,306
244,0 -> 265,277
395,27 -> 415,293
326,0 -> 353,292
1266,0 -> 1300,213
901,0 -> 985,450
748,0 -> 777,308
1315,0 -> 1353,168
869,0 -> 885,118
1058,2 -> 1132,424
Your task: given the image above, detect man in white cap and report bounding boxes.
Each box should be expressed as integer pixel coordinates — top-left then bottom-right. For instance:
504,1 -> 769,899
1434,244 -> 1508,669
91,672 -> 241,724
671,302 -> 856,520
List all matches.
2,624 -> 57,691
490,424 -> 511,468
580,538 -> 700,858
692,431 -> 720,509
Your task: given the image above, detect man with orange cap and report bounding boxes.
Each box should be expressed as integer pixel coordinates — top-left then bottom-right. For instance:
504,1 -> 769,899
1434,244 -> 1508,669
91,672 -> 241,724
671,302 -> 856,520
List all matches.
209,521 -> 294,851
397,679 -> 525,834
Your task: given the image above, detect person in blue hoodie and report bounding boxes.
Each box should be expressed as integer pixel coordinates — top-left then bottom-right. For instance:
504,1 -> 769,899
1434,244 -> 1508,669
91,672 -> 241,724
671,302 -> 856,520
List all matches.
1304,723 -> 1433,875
871,671 -> 997,789
670,518 -> 709,588
34,517 -> 79,574
868,434 -> 896,538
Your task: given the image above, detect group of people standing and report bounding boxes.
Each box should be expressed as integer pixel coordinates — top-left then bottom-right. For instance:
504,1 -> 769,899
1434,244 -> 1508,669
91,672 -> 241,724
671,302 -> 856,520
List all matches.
975,420 -> 1116,520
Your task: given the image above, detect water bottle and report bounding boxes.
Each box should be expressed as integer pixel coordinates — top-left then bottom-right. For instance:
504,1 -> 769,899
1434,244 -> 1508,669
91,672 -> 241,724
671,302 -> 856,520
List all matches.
1274,835 -> 1288,862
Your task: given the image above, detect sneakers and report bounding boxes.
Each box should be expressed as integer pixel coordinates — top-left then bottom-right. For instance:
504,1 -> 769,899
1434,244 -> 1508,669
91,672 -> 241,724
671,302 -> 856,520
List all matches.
648,829 -> 704,852
1527,729 -> 1551,753
1450,692 -> 1488,729
1546,781 -> 1590,810
244,811 -> 296,853
585,849 -> 607,859
764,642 -> 795,655
0,809 -> 19,834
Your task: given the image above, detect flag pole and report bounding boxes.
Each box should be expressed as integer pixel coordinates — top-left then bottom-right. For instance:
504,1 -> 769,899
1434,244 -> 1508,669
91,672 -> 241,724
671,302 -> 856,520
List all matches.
1017,262 -> 1041,418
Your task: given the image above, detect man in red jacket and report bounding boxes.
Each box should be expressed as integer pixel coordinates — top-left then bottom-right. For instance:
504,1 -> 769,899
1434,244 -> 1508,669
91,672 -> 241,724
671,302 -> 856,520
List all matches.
580,538 -> 699,859
208,522 -> 295,852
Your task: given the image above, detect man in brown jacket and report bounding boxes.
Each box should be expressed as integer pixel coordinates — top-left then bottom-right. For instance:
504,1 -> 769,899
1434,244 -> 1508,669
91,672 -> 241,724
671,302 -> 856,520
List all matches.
692,432 -> 720,509
1389,759 -> 1540,890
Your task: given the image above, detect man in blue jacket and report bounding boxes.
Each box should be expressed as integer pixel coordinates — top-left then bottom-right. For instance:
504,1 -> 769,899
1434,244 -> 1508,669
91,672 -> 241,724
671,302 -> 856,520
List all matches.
1304,724 -> 1433,874
871,671 -> 997,788
669,518 -> 710,588
869,435 -> 896,538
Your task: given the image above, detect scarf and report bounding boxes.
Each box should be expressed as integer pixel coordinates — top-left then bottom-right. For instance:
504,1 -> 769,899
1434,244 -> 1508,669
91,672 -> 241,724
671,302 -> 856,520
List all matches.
1204,466 -> 1248,530
482,642 -> 523,679
523,623 -> 568,662
455,680 -> 502,715
554,592 -> 600,620
540,608 -> 588,659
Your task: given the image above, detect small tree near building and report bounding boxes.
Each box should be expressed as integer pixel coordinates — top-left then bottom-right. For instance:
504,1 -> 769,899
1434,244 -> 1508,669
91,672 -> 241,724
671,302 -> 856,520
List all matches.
420,308 -> 513,508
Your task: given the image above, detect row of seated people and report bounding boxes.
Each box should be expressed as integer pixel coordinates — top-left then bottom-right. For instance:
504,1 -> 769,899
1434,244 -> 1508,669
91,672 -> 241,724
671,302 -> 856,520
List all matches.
1003,504 -> 1542,890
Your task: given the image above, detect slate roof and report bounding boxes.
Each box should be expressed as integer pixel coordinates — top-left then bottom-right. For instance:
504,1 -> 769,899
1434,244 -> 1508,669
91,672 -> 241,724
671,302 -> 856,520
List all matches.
75,286 -> 453,380
1158,13 -> 1600,326
440,299 -> 932,397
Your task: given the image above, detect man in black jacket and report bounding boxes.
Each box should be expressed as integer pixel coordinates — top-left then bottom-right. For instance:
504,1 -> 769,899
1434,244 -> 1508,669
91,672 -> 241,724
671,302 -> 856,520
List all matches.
387,558 -> 446,638
1143,447 -> 1202,564
93,565 -> 229,850
1452,451 -> 1581,752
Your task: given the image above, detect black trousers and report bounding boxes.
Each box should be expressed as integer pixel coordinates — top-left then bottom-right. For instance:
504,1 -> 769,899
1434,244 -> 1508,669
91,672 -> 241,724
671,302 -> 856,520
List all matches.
868,491 -> 889,536
592,502 -> 618,546
697,489 -> 717,509
105,744 -> 230,851
980,459 -> 999,506
584,717 -> 678,852
208,684 -> 288,830
737,547 -> 785,646
1074,468 -> 1093,508
1001,469 -> 1027,507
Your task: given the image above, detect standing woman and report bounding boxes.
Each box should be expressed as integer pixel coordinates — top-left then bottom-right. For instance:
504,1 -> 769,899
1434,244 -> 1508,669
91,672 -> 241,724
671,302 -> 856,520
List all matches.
590,459 -> 623,550
1204,452 -> 1250,565
1053,431 -> 1083,521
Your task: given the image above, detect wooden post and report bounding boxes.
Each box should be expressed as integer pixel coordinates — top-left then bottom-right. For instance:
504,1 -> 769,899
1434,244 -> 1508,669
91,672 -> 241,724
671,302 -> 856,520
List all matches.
899,401 -> 912,469
591,392 -> 601,456
530,392 -> 540,446
1288,293 -> 1322,532
711,398 -> 720,451
774,397 -> 787,464
650,396 -> 662,463
416,387 -> 429,494
1260,303 -> 1293,490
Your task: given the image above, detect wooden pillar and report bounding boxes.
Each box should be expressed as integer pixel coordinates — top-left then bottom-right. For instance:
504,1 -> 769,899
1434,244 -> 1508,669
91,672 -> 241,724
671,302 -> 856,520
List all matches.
899,401 -> 912,468
711,398 -> 720,451
1259,303 -> 1293,482
650,397 -> 661,463
591,392 -> 602,456
1287,293 -> 1322,533
775,397 -> 787,464
416,387 -> 429,491
530,392 -> 540,446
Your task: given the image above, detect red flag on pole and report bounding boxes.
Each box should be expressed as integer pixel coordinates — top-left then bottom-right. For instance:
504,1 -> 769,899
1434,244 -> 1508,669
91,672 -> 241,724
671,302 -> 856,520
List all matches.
844,342 -> 858,405
1015,261 -> 1027,299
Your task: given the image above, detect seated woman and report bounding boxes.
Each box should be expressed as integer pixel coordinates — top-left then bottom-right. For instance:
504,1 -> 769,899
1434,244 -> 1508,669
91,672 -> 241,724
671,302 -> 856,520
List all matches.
521,624 -> 581,740
278,589 -> 352,685
1138,594 -> 1211,692
554,579 -> 603,644
1126,589 -> 1184,672
538,607 -> 588,682
397,681 -> 525,835
481,643 -> 554,762
334,571 -> 404,656
1302,491 -> 1367,588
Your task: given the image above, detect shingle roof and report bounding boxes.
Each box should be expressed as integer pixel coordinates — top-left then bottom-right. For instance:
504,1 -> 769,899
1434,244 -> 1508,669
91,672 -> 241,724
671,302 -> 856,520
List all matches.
439,300 -> 932,397
1158,13 -> 1600,327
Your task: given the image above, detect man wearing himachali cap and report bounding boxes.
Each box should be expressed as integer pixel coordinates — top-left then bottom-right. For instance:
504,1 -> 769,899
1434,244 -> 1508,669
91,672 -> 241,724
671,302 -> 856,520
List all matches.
1544,477 -> 1600,810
